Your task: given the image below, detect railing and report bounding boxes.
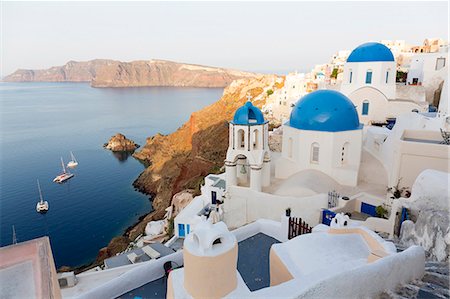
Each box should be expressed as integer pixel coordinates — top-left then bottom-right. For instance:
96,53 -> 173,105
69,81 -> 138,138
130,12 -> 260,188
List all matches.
328,190 -> 340,209
288,217 -> 312,239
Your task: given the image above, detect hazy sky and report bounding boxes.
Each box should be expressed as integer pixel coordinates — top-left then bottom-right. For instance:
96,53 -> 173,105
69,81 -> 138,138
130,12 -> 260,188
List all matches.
1,1 -> 448,76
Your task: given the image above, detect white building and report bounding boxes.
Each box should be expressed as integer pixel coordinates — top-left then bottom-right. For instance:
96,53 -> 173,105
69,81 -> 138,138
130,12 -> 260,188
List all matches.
340,42 -> 426,124
275,90 -> 363,186
225,101 -> 271,192
263,72 -> 308,123
174,174 -> 226,238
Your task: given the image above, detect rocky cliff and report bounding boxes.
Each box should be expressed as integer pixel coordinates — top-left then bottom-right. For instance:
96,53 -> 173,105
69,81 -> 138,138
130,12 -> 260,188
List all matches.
104,133 -> 139,152
3,59 -> 258,88
127,75 -> 283,238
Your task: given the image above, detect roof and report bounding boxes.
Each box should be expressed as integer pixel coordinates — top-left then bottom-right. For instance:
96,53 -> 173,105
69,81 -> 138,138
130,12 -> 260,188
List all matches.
104,243 -> 175,269
0,237 -> 61,299
212,179 -> 226,190
347,42 -> 395,63
288,90 -> 362,132
232,101 -> 266,125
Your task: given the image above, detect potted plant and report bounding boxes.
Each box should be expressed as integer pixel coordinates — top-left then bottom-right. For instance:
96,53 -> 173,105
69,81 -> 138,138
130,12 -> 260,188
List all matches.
285,208 -> 291,217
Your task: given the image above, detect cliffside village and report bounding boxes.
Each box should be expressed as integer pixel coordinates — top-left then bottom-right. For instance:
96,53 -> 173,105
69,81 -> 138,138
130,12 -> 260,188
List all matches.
2,38 -> 449,299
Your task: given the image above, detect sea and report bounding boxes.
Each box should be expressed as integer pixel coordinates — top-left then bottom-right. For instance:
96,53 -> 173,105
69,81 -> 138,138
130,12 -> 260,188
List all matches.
0,82 -> 222,268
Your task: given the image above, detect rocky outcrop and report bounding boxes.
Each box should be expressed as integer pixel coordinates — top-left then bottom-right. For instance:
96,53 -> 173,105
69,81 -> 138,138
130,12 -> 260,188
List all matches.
399,170 -> 450,262
127,75 -> 281,239
104,133 -> 139,152
3,59 -> 258,88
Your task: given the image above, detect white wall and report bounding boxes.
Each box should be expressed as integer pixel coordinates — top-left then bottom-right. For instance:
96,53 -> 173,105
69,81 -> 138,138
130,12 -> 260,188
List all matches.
348,86 -> 423,125
251,246 -> 424,299
276,126 -> 362,186
224,185 -> 328,230
341,61 -> 396,100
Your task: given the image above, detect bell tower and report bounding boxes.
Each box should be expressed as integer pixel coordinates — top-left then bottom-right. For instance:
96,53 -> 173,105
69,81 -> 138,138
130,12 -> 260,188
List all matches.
225,96 -> 270,192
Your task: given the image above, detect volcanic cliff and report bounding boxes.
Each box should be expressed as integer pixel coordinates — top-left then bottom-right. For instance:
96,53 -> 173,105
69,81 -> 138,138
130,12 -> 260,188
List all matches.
128,75 -> 284,238
3,59 -> 258,88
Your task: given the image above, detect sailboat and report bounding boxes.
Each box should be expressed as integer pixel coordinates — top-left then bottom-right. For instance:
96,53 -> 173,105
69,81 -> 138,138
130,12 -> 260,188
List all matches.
36,179 -> 49,213
67,151 -> 78,169
53,157 -> 74,183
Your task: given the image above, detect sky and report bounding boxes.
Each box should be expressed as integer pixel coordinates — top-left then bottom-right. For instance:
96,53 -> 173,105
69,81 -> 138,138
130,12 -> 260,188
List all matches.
1,1 -> 448,76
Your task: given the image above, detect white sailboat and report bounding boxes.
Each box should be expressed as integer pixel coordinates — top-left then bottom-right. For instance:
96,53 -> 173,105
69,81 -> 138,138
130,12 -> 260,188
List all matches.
36,179 -> 49,213
53,157 -> 74,183
67,151 -> 78,169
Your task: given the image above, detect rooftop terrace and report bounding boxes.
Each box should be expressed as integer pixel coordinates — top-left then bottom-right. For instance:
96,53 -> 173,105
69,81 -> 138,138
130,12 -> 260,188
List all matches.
117,233 -> 280,298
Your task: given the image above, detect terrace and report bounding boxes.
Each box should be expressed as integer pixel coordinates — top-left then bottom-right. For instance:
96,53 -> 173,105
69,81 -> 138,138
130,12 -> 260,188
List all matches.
117,232 -> 280,298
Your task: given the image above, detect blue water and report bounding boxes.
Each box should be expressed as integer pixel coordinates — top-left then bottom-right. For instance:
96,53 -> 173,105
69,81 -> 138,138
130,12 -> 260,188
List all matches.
0,82 -> 222,267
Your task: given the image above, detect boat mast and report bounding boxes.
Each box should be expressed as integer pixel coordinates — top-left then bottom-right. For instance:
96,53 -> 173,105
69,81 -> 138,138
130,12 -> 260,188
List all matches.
61,157 -> 66,173
71,151 -> 76,163
37,179 -> 44,203
12,225 -> 17,244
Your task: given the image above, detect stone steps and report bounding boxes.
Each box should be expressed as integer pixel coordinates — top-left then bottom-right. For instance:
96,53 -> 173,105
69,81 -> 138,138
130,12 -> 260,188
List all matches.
379,239 -> 449,299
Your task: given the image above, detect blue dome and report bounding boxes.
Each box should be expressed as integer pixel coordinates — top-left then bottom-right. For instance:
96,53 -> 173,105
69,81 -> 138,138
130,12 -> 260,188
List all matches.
232,101 -> 266,125
289,90 -> 361,132
347,42 -> 395,63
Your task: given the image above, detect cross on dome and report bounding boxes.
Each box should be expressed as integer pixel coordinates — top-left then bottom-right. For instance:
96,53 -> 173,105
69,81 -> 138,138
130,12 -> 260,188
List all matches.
246,94 -> 252,102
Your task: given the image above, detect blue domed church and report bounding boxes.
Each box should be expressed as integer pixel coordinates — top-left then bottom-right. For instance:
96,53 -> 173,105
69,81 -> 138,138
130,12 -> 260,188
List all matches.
225,101 -> 271,192
275,90 -> 363,186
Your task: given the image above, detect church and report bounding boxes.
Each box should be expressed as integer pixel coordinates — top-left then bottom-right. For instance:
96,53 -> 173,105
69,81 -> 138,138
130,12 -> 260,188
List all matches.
226,89 -> 363,189
340,42 -> 427,124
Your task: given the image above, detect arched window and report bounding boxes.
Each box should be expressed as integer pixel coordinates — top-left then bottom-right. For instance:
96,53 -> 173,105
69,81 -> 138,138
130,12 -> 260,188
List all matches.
362,100 -> 369,116
365,70 -> 373,84
253,129 -> 259,149
341,142 -> 349,165
349,70 -> 353,83
288,138 -> 293,158
238,129 -> 245,149
310,143 -> 320,163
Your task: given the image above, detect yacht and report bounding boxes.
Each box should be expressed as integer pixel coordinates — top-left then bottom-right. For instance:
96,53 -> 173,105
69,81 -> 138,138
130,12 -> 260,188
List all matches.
36,179 -> 49,213
67,151 -> 78,169
53,157 -> 74,183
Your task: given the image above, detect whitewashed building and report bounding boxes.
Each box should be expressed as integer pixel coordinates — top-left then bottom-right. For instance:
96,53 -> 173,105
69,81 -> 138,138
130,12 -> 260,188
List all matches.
340,42 -> 426,124
275,90 -> 363,186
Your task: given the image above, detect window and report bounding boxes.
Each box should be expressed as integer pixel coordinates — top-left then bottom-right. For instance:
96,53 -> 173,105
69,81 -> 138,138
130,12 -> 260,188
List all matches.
349,71 -> 353,84
385,71 -> 389,83
436,58 -> 446,70
365,71 -> 373,84
253,129 -> 259,149
362,101 -> 369,115
238,129 -> 245,149
311,143 -> 319,163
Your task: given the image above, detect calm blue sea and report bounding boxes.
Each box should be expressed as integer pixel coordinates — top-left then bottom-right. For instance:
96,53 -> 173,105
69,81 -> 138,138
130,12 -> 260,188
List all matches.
0,82 -> 222,267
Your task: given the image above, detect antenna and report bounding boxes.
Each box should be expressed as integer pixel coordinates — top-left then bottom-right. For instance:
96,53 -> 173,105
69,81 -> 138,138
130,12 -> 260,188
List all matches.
12,225 -> 17,244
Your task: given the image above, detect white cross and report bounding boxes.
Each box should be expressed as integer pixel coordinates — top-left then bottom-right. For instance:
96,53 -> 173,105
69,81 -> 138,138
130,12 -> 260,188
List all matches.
246,94 -> 252,102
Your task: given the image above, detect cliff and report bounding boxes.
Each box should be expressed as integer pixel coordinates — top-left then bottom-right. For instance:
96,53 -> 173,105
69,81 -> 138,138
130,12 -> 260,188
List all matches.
128,74 -> 283,239
3,59 -> 258,88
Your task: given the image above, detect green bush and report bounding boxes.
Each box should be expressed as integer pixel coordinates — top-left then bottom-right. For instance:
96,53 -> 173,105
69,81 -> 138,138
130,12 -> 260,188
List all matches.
166,217 -> 174,237
266,89 -> 274,96
376,205 -> 388,219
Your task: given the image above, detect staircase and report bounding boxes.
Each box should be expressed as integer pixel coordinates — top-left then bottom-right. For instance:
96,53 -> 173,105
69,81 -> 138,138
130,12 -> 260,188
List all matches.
379,240 -> 449,299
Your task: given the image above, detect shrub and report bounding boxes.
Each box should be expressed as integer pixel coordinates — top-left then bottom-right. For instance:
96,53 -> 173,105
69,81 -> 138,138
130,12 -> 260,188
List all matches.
266,89 -> 274,96
376,205 -> 388,219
